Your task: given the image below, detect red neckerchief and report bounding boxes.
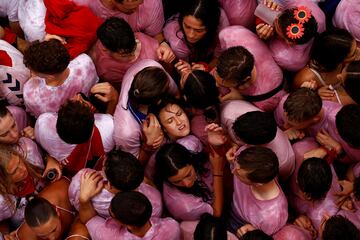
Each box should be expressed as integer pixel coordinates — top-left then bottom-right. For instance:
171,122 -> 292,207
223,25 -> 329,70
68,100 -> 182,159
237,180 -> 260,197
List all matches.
63,126 -> 105,176
15,174 -> 36,198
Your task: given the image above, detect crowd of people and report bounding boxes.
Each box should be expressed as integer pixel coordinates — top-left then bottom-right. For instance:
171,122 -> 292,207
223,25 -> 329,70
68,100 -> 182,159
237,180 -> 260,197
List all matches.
0,0 -> 360,239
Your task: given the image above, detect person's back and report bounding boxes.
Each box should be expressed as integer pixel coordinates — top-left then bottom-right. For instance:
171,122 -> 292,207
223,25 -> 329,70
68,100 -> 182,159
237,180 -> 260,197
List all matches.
72,0 -> 164,37
23,40 -> 98,117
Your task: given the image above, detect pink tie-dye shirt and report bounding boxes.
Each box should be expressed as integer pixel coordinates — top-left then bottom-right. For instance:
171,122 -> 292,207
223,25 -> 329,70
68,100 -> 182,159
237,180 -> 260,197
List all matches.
86,216 -> 180,240
24,54 -> 98,118
72,0 -> 164,37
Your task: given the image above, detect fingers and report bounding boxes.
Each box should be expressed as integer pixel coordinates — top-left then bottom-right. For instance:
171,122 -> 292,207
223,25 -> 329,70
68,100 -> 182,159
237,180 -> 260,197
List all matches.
256,24 -> 274,40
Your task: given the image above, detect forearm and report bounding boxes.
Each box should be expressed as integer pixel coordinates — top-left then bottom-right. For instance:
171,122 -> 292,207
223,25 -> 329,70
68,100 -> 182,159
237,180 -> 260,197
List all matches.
212,168 -> 224,217
79,200 -> 97,224
154,32 -> 165,44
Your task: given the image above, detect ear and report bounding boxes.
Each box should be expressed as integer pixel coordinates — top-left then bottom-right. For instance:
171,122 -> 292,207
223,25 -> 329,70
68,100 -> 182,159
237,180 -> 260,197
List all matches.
336,73 -> 343,82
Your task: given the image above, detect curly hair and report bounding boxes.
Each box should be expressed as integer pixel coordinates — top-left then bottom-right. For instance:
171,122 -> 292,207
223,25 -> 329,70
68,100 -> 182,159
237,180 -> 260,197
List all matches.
23,39 -> 70,75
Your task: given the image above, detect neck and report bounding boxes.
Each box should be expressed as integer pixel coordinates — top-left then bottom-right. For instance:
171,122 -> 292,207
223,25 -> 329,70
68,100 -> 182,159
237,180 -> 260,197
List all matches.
250,180 -> 279,201
128,221 -> 152,238
46,68 -> 70,87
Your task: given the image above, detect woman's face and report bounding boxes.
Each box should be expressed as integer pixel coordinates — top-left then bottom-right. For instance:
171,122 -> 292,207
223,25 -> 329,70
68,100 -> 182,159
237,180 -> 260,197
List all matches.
182,16 -> 207,44
0,113 -> 19,144
5,154 -> 28,183
168,164 -> 196,188
159,104 -> 190,140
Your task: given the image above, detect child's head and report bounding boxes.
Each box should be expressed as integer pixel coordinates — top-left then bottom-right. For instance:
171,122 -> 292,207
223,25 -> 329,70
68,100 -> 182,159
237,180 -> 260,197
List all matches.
194,213 -> 227,240
311,28 -> 355,72
234,146 -> 279,185
216,46 -> 256,90
336,104 -> 360,148
242,229 -> 273,240
321,215 -> 360,240
23,40 -> 70,77
341,60 -> 360,104
233,111 -> 277,145
283,88 -> 323,130
97,17 -> 137,62
104,149 -> 144,191
297,157 -> 332,201
182,70 -> 219,123
56,100 -> 94,144
110,191 -> 152,227
275,6 -> 318,45
129,67 -> 170,107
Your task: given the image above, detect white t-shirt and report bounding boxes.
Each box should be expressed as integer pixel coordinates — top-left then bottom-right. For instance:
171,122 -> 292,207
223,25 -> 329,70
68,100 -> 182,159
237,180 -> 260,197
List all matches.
0,0 -> 19,22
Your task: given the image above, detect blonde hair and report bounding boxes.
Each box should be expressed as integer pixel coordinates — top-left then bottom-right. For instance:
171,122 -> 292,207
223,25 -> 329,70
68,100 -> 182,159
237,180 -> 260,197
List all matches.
0,143 -> 42,205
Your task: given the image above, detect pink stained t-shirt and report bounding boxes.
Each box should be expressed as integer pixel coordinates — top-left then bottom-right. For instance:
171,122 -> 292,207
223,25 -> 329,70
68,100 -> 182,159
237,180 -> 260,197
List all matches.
113,59 -> 178,158
18,0 -> 46,41
273,224 -> 312,240
218,26 -> 286,112
68,168 -> 163,218
231,177 -> 288,235
221,100 -> 295,180
268,0 -> 326,71
92,32 -> 159,91
180,221 -> 238,240
163,9 -> 230,62
274,95 -> 342,136
23,54 -> 98,118
72,0 -> 164,37
289,138 -> 340,231
218,0 -> 256,29
333,0 -> 360,44
86,216 -> 181,240
34,112 -> 115,163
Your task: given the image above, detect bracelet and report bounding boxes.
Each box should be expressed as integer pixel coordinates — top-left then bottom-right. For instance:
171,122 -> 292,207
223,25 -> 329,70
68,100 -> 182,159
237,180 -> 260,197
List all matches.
213,174 -> 223,177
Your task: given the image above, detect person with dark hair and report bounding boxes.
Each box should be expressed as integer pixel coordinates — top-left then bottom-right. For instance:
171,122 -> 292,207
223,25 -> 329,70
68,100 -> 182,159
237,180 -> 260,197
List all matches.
274,88 -> 342,141
191,213 -> 237,240
289,138 -> 360,233
321,215 -> 360,240
294,28 -> 359,105
333,0 -> 360,45
72,0 -> 176,63
216,27 -> 286,112
339,60 -> 360,105
155,139 -> 226,221
68,149 -> 163,219
222,101 -> 295,180
8,178 -> 90,240
181,70 -> 220,147
164,0 -> 229,70
34,99 -> 115,177
23,39 -> 99,118
113,59 -> 178,161
79,189 -> 180,240
229,146 -> 288,236
90,17 -> 160,91
145,96 -> 203,180
256,0 -> 325,71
